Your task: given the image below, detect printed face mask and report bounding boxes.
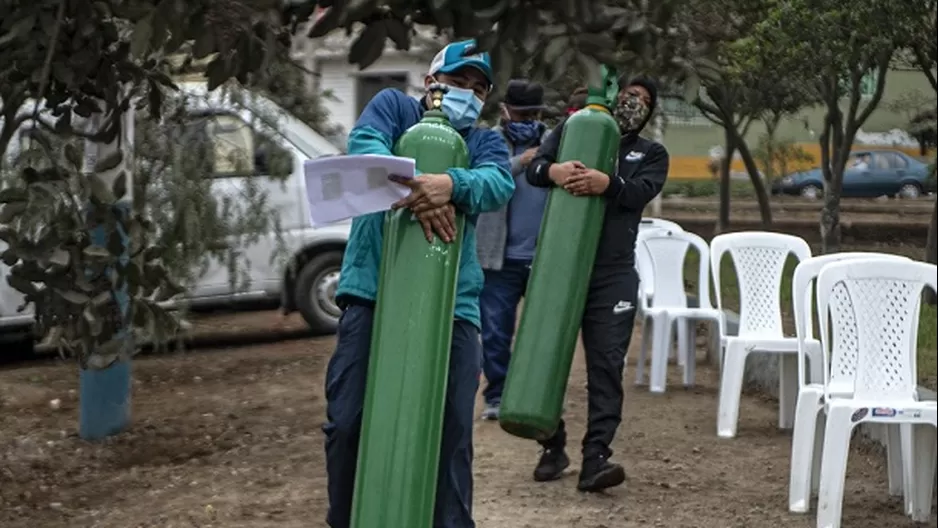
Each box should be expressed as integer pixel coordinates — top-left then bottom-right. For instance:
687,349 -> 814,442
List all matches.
435,82 -> 483,130
614,95 -> 649,133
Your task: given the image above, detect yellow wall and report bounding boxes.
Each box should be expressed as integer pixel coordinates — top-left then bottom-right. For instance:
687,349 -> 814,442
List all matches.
670,143 -> 935,180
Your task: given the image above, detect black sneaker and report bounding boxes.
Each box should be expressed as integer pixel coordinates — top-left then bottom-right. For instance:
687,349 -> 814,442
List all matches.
533,448 -> 570,482
577,455 -> 626,492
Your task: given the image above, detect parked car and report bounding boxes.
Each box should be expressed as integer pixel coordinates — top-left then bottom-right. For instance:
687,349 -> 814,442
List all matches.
771,149 -> 932,199
1,83 -> 349,338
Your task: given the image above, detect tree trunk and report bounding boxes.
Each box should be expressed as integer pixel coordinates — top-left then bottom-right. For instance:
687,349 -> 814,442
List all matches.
820,183 -> 843,253
717,128 -> 736,234
927,198 -> 937,305
733,130 -> 773,226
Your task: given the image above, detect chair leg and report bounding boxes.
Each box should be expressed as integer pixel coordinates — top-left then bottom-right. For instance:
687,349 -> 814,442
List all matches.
789,391 -> 824,513
636,315 -> 652,385
649,314 -> 672,394
815,406 -> 856,528
778,354 -> 799,430
907,423 -> 937,522
680,318 -> 697,387
716,341 -> 749,438
675,321 -> 686,366
807,348 -> 824,385
811,411 -> 826,495
886,424 -> 904,497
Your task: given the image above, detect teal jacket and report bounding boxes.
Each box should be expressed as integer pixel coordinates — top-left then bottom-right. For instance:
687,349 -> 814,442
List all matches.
336,88 -> 515,328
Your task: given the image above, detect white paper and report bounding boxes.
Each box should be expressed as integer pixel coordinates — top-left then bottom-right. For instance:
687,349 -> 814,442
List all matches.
303,154 -> 416,226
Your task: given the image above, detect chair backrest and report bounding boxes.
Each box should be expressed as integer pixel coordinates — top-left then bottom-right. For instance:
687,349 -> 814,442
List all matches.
639,218 -> 684,233
792,252 -> 912,392
635,227 -> 669,301
710,231 -> 812,337
816,259 -> 936,401
639,229 -> 712,309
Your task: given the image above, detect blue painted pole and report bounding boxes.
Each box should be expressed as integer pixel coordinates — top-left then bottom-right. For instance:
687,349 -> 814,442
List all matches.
78,109 -> 135,441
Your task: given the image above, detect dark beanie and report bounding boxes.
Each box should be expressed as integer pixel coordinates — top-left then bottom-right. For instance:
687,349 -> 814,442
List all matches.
618,75 -> 659,113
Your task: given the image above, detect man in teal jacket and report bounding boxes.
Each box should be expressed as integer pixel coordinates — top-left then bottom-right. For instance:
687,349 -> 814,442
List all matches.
322,40 -> 514,528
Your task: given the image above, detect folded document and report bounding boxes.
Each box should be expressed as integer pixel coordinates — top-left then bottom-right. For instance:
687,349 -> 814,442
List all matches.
303,155 -> 415,227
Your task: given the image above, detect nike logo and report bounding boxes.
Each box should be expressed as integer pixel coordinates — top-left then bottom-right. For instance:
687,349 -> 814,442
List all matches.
612,301 -> 634,314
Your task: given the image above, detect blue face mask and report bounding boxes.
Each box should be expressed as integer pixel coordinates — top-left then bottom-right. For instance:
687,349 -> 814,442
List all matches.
439,85 -> 483,130
505,121 -> 542,145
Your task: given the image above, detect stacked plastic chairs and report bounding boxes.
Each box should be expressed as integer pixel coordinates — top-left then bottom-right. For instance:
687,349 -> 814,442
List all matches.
787,252 -> 913,515
793,257 -> 936,527
635,228 -> 723,392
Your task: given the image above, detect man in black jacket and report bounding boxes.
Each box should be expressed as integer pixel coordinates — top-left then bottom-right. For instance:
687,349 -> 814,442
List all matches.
524,76 -> 669,492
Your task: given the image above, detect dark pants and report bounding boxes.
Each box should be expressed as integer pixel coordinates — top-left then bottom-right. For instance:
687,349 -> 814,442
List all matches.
479,259 -> 531,405
539,268 -> 640,460
323,304 -> 481,528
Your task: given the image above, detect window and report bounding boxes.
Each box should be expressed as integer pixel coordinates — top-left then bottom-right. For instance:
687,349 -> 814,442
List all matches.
355,73 -> 409,117
877,152 -> 908,170
194,114 -> 293,178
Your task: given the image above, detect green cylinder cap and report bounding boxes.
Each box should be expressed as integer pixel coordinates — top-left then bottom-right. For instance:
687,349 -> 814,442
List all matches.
585,64 -> 620,110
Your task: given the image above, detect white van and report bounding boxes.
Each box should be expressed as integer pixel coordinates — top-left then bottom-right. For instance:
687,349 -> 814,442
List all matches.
1,82 -> 349,337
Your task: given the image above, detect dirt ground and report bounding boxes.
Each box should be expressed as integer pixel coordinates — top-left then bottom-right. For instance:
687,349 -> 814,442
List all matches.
1,312 -> 935,528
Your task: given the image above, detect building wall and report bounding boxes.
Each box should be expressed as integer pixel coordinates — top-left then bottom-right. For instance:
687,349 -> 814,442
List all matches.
661,68 -> 936,178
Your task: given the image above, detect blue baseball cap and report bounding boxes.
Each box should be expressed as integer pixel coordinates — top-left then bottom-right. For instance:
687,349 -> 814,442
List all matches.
428,40 -> 494,89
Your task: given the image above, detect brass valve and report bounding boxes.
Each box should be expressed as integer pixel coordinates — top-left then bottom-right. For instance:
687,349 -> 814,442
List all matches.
427,83 -> 449,110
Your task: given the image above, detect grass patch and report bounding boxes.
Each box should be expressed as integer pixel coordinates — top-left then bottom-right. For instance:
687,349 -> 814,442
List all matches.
680,248 -> 937,390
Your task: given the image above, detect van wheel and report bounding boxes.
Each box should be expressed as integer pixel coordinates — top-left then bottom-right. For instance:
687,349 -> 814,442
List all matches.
295,251 -> 343,334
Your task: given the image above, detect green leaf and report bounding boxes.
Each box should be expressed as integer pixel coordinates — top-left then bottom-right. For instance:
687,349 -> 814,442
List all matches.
0,187 -> 28,204
55,288 -> 90,305
83,306 -> 104,336
307,6 -> 343,38
192,29 -> 216,59
86,338 -> 125,369
88,173 -> 116,204
82,245 -> 112,260
130,13 -> 153,58
49,248 -> 70,268
64,143 -> 83,170
112,171 -> 128,200
6,273 -> 38,296
0,13 -> 36,47
94,151 -> 123,173
0,202 -> 27,224
348,20 -> 388,68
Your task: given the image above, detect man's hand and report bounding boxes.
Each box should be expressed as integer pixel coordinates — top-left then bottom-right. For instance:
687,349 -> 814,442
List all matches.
547,161 -> 586,185
391,173 -> 454,213
519,147 -> 538,166
415,203 -> 458,243
563,169 -> 611,196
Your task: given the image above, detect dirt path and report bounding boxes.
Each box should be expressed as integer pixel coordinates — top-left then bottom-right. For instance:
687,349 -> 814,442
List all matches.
0,314 -> 933,528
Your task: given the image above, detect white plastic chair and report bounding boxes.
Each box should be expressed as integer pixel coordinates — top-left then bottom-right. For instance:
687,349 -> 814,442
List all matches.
636,219 -> 701,366
710,231 -> 813,438
635,229 -> 723,393
813,259 -> 937,528
787,252 -> 913,514
639,217 -> 684,233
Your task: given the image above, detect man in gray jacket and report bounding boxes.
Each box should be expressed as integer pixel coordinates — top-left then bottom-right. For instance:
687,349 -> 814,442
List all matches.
476,80 -> 550,420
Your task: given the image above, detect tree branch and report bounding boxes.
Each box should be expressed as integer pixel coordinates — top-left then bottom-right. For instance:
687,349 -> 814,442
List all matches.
912,45 -> 938,91
852,50 -> 893,133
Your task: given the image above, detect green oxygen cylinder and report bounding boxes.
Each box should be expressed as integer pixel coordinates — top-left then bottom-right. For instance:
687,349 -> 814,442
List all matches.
350,84 -> 470,528
499,66 -> 622,440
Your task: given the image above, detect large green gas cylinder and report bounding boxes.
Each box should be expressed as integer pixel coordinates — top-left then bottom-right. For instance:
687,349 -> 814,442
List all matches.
350,85 -> 470,528
499,67 -> 622,440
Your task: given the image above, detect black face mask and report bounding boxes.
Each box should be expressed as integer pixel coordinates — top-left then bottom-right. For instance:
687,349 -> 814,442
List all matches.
614,95 -> 649,133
